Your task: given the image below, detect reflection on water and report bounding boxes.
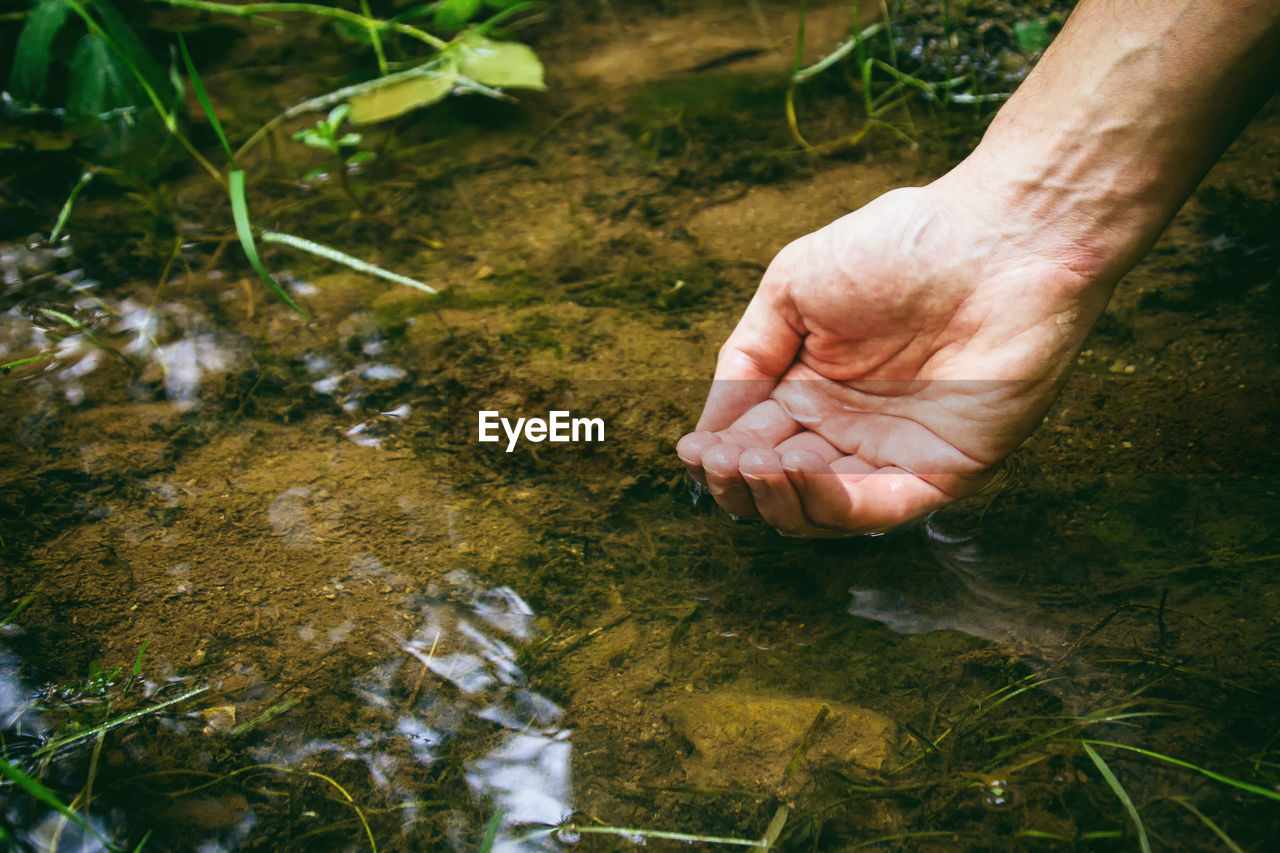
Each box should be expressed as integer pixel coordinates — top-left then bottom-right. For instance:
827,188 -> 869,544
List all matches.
2,240 -> 242,413
403,574 -> 571,849
1,631 -> 169,851
845,513 -> 1045,639
327,571 -> 571,850
0,571 -> 572,851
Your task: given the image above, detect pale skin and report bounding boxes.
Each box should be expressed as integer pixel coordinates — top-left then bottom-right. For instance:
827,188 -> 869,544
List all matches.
678,0 -> 1280,536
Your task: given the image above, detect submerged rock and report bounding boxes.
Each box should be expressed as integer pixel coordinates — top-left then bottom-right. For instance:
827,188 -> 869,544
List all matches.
661,691 -> 897,793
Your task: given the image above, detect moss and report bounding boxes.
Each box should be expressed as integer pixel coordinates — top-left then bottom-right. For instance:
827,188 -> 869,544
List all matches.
500,312 -> 561,356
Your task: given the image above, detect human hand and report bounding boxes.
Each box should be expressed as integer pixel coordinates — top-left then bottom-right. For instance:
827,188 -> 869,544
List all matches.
678,175 -> 1116,536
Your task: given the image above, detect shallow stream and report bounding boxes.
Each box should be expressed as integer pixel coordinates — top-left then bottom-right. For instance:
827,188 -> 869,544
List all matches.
2,2 -> 1279,851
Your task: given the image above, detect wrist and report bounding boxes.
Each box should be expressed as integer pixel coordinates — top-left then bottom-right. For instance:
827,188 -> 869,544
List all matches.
935,0 -> 1280,296
939,134 -> 1168,291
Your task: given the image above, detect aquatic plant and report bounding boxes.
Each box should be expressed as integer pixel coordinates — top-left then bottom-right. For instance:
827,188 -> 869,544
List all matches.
155,0 -> 545,132
5,0 -> 221,178
775,659 -> 1280,851
0,638 -> 208,852
293,103 -> 373,184
786,0 -> 1063,154
2,0 -> 545,322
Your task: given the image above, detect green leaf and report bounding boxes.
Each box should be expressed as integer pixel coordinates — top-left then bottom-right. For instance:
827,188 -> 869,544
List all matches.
435,0 -> 481,30
347,69 -> 457,124
66,32 -> 143,119
1082,740 -> 1280,802
479,807 -> 503,853
1,353 -> 58,371
9,0 -> 72,103
326,103 -> 350,129
457,36 -> 545,90
294,129 -> 327,148
92,0 -> 174,104
229,170 -> 311,319
1013,19 -> 1051,53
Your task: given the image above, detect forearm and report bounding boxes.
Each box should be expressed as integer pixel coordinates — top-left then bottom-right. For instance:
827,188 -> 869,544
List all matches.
944,0 -> 1280,284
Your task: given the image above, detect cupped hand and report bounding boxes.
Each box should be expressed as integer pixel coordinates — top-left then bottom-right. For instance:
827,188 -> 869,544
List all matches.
678,177 -> 1114,536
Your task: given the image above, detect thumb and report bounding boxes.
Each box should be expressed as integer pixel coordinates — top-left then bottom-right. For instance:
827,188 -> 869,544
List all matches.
696,286 -> 804,431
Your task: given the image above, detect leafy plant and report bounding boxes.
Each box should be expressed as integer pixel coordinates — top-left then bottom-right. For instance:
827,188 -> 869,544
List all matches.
3,0 -> 545,327
294,104 -> 368,163
7,0 -> 176,124
786,0 -> 1061,155
1013,18 -> 1051,54
0,636 -> 204,852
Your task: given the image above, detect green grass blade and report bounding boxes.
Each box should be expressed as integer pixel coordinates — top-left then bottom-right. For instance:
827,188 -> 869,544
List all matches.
479,806 -> 503,852
518,823 -> 766,847
469,1 -> 542,39
39,307 -> 88,330
228,171 -> 311,318
359,0 -> 389,75
1082,742 -> 1150,853
0,757 -> 116,850
35,685 -> 209,757
123,641 -> 148,694
1083,740 -> 1280,802
229,695 -> 301,737
761,804 -> 788,849
1,353 -> 58,371
260,230 -> 437,293
838,830 -> 963,850
50,170 -> 95,244
178,33 -> 236,165
1167,797 -> 1244,853
792,22 -> 884,84
0,581 -> 45,627
154,1 -> 448,50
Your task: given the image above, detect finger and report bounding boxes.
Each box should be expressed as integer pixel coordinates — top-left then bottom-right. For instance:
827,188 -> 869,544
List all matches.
779,450 -> 859,530
713,398 -> 805,452
676,431 -> 719,485
679,397 -> 806,486
773,430 -> 845,463
697,287 -> 805,432
739,448 -> 812,534
783,451 -> 950,533
702,442 -> 760,519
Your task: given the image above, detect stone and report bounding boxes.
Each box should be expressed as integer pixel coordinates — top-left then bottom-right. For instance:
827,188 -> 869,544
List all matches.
662,690 -> 897,792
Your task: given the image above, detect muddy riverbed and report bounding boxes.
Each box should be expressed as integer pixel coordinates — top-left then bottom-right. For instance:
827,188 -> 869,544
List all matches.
2,1 -> 1279,850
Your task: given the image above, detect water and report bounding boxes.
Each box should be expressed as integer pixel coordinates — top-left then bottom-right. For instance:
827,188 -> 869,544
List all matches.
3,2 -> 1280,850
